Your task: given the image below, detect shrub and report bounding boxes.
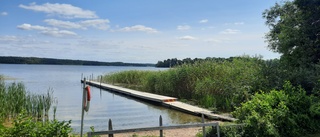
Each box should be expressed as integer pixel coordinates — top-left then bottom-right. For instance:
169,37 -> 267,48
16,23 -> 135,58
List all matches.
232,82 -> 320,137
197,124 -> 245,137
0,111 -> 72,137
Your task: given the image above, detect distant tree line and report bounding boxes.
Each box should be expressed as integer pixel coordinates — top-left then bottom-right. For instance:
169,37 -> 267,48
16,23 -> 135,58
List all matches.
155,57 -> 243,67
0,56 -> 155,67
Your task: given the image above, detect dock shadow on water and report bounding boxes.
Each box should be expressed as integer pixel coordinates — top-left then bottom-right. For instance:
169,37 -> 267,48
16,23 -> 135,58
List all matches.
75,86 -> 206,133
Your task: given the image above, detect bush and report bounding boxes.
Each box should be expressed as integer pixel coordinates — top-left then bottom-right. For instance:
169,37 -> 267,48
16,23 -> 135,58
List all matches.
0,111 -> 72,137
196,124 -> 245,137
232,82 -> 320,137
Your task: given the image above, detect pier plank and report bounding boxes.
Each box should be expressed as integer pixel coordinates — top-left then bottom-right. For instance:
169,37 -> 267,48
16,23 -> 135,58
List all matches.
84,80 -> 177,103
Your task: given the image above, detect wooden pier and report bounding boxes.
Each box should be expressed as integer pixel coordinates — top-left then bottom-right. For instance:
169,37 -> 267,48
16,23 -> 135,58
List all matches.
82,80 -> 236,122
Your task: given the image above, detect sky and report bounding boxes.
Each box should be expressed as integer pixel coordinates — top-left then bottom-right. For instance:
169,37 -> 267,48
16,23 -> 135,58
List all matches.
0,0 -> 282,63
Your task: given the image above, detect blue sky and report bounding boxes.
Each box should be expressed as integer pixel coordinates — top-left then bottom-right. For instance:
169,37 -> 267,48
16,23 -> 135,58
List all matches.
0,0 -> 281,63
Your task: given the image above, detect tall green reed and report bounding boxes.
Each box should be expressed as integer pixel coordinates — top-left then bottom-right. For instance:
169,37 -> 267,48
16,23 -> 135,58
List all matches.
0,77 -> 55,122
102,56 -> 265,112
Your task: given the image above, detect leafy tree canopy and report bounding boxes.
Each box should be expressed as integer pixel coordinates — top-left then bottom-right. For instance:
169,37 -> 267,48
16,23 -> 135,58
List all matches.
263,0 -> 320,67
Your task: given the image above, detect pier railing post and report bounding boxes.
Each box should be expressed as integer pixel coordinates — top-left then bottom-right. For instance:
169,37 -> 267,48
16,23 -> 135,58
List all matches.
100,75 -> 102,87
159,115 -> 163,137
100,75 -> 102,97
80,78 -> 86,137
91,73 -> 93,81
108,119 -> 113,137
202,113 -> 206,137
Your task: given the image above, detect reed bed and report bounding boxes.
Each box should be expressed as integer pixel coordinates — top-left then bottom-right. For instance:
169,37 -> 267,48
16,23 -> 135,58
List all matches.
0,76 -> 54,122
102,57 -> 265,112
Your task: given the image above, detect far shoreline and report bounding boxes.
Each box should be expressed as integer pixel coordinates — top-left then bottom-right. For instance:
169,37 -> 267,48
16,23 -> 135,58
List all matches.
0,56 -> 155,67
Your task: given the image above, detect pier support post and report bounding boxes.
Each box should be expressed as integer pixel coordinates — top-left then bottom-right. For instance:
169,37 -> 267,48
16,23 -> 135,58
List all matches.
159,115 -> 163,137
108,119 -> 113,137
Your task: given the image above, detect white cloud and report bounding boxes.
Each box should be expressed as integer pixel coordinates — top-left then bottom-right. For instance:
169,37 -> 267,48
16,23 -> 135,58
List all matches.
40,30 -> 77,37
19,3 -> 98,19
178,35 -> 196,40
17,23 -> 55,31
80,19 -> 110,30
17,23 -> 77,37
0,35 -> 18,42
1,12 -> 8,16
177,25 -> 191,31
199,19 -> 208,23
221,29 -> 240,34
119,25 -> 158,33
0,35 -> 51,45
44,19 -> 110,30
44,19 -> 85,29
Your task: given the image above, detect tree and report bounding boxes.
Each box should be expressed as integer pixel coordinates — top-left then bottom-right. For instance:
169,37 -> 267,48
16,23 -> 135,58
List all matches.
263,0 -> 320,67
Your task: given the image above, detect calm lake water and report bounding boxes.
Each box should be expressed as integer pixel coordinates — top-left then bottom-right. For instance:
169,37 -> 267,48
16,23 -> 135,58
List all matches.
0,64 -> 203,133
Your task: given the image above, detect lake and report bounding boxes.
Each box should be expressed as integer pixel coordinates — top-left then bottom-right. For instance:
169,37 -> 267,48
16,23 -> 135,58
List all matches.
0,64 -> 203,133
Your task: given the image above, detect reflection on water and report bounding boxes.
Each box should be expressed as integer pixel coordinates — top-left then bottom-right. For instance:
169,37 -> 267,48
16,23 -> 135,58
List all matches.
0,64 -> 204,133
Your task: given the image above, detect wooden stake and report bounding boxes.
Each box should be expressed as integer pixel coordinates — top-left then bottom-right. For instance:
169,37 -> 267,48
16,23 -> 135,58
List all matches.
109,119 -> 114,137
202,113 -> 206,137
160,115 -> 163,137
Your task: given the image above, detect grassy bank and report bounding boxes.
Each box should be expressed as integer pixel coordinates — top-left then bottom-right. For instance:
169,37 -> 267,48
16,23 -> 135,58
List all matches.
103,56 -> 265,112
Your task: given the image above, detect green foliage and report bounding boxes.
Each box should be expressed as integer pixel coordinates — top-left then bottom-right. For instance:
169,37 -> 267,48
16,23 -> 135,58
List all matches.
196,124 -> 245,137
89,126 -> 101,137
263,0 -> 320,67
205,125 -> 245,137
103,70 -> 155,88
233,82 -> 320,137
219,125 -> 245,137
0,79 -> 54,122
0,111 -> 72,137
310,102 -> 320,118
156,56 -> 246,68
262,0 -> 320,95
104,56 -> 264,112
0,76 -> 71,136
260,58 -> 320,94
